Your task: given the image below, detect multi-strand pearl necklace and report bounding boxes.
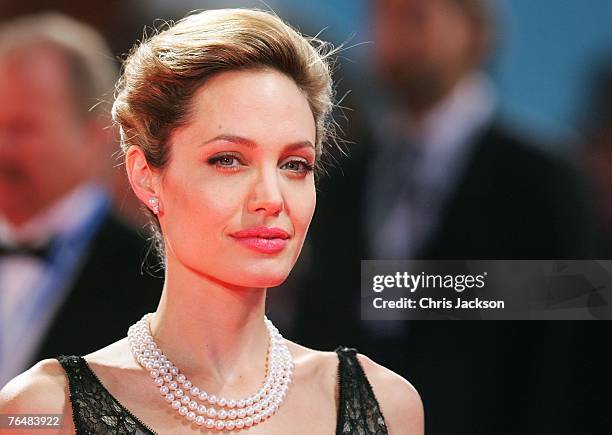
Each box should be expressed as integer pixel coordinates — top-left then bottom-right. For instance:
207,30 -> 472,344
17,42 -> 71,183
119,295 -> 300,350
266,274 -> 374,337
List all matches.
127,313 -> 293,431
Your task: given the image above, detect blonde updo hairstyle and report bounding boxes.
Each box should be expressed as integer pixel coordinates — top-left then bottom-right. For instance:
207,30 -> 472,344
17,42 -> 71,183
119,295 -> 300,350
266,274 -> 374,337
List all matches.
112,8 -> 337,265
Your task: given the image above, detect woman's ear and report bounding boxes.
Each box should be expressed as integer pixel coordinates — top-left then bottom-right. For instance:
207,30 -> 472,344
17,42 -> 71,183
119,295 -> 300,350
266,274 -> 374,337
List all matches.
125,146 -> 162,214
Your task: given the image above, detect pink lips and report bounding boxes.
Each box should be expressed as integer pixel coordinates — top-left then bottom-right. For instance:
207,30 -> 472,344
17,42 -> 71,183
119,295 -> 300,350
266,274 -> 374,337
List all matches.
230,226 -> 290,254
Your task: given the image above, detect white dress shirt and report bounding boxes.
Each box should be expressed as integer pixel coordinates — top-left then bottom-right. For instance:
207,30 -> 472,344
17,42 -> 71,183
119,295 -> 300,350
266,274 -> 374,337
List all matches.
0,183 -> 109,387
367,73 -> 497,260
363,74 -> 497,336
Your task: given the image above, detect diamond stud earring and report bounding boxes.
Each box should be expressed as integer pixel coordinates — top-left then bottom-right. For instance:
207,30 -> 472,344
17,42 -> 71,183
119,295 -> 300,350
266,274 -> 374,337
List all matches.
148,197 -> 160,214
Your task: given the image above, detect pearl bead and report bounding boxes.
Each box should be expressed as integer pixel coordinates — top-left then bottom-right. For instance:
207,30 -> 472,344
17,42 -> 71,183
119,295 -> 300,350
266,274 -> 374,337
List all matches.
225,420 -> 236,430
189,400 -> 198,410
199,391 -> 208,401
244,417 -> 253,427
190,386 -> 200,396
235,419 -> 244,429
208,394 -> 217,405
227,399 -> 237,408
168,381 -> 178,390
246,406 -> 254,415
179,406 -> 188,416
215,420 -> 225,430
186,411 -> 196,421
183,380 -> 192,389
165,393 -> 174,402
175,389 -> 184,397
170,367 -> 179,375
218,410 -> 227,420
149,369 -> 159,378
176,374 -> 186,383
171,400 -> 181,410
195,415 -> 205,426
218,397 -> 227,407
154,378 -> 164,387
237,408 -> 246,418
163,374 -> 172,382
228,410 -> 237,419
206,408 -> 216,418
159,386 -> 169,395
197,404 -> 207,414
181,396 -> 190,405
237,399 -> 245,408
205,419 -> 215,429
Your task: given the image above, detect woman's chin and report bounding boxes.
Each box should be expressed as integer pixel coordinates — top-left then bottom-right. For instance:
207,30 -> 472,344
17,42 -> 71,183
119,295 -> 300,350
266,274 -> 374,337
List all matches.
224,266 -> 290,289
226,258 -> 295,288
241,273 -> 289,289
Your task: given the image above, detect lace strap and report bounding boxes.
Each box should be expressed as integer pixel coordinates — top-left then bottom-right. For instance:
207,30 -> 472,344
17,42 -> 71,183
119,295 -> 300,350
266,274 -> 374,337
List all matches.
335,346 -> 389,435
57,355 -> 155,435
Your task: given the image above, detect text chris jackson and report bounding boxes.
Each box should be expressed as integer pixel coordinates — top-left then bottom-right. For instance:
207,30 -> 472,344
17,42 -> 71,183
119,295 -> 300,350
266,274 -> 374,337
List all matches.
372,297 -> 505,310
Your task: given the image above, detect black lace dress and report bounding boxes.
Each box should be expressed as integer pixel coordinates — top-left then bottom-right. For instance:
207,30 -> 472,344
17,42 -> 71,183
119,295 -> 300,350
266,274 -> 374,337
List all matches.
57,346 -> 388,435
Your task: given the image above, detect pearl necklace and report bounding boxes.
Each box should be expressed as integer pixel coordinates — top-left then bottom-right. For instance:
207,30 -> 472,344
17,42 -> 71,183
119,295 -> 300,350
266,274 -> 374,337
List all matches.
127,313 -> 293,431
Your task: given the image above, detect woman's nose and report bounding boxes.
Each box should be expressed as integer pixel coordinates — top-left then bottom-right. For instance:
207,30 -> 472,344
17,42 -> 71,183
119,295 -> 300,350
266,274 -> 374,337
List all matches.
247,168 -> 284,216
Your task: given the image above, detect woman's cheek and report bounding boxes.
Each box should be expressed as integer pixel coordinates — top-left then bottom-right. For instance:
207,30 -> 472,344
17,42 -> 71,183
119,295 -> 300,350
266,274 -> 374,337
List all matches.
291,187 -> 316,234
301,181 -> 317,220
202,181 -> 244,213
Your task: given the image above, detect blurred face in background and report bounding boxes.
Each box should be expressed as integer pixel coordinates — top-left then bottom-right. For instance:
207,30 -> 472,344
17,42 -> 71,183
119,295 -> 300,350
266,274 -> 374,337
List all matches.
373,0 -> 489,112
0,46 -> 96,226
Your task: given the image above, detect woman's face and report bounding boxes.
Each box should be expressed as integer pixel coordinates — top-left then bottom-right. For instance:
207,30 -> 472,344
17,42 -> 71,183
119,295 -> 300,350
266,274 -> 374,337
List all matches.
157,69 -> 317,288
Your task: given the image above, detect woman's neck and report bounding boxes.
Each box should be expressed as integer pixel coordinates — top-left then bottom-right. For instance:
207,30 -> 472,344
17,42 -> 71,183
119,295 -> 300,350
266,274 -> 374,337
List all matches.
148,256 -> 269,391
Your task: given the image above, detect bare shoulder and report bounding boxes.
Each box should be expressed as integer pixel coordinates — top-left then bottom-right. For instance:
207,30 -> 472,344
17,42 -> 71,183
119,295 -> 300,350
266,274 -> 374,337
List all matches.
84,337 -> 137,368
0,359 -> 76,434
356,353 -> 424,435
285,342 -> 424,434
0,359 -> 67,413
285,340 -> 339,379
284,341 -> 340,398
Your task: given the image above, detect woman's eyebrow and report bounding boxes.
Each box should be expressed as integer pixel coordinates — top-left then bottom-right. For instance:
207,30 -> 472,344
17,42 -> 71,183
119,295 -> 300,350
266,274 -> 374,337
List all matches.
285,141 -> 315,152
201,134 -> 256,148
201,134 -> 314,150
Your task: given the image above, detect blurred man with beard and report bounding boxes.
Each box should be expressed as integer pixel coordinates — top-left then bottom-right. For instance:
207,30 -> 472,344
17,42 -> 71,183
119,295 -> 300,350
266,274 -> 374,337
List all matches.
0,13 -> 161,387
294,1 -> 607,433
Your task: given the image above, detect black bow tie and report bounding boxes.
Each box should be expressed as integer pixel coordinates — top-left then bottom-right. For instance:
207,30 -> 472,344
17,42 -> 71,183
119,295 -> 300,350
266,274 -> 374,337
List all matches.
0,241 -> 52,260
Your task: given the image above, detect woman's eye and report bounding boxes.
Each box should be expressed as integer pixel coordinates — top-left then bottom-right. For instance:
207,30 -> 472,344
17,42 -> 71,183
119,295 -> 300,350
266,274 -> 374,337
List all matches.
208,154 -> 242,168
281,160 -> 314,173
218,156 -> 237,166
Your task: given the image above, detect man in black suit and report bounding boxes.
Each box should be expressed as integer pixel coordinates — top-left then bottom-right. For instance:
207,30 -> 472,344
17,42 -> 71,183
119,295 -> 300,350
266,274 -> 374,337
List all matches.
0,14 -> 161,387
293,1 -> 608,433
